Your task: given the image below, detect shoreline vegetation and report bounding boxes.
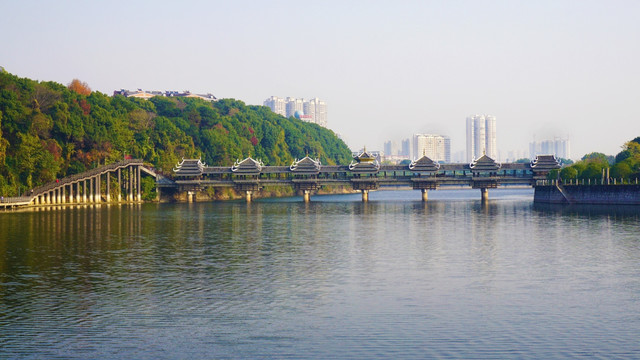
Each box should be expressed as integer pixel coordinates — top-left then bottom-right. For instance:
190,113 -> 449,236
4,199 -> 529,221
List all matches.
0,71 -> 352,198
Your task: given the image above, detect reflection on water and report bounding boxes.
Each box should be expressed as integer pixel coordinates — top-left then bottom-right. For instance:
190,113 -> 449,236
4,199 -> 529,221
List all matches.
1,190 -> 640,359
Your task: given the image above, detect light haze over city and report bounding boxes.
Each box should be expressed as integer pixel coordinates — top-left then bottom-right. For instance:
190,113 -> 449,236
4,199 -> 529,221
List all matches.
2,0 -> 639,160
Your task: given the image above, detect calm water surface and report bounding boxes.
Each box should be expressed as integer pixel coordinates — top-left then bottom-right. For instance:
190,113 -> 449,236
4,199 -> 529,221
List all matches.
1,189 -> 640,359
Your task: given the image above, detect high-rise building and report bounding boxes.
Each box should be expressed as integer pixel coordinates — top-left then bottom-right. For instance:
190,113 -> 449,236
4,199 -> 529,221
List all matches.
401,138 -> 411,158
263,96 -> 286,117
413,134 -> 451,163
264,96 -> 327,127
466,114 -> 497,162
303,97 -> 327,127
529,137 -> 571,159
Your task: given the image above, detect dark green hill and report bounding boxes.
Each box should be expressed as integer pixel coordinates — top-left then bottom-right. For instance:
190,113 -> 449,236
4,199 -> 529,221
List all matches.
0,71 -> 352,195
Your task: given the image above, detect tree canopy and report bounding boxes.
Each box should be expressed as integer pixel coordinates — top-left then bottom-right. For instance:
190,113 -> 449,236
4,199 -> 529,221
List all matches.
554,139 -> 640,181
0,71 -> 352,195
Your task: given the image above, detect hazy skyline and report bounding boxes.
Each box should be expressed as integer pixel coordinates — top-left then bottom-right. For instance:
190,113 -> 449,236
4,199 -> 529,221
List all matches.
2,0 -> 639,160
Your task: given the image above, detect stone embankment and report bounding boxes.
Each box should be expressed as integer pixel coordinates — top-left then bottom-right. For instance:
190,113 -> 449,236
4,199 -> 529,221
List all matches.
534,184 -> 640,205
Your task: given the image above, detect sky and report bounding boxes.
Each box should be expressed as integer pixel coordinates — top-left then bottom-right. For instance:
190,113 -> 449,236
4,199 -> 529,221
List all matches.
2,0 -> 639,160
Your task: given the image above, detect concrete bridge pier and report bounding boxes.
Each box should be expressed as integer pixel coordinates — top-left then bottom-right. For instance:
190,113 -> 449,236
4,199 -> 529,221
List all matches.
245,191 -> 253,202
303,190 -> 311,202
480,188 -> 489,202
95,175 -> 101,204
105,173 -> 110,203
187,191 -> 194,203
83,180 -> 87,203
421,189 -> 428,202
117,168 -> 122,202
361,189 -> 369,202
137,166 -> 142,202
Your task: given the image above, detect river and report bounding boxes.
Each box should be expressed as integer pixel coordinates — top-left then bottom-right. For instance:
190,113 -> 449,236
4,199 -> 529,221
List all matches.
1,188 -> 639,359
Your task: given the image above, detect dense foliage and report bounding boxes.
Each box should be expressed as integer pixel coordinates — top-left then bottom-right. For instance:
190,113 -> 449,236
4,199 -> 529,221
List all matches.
552,137 -> 640,181
0,71 -> 351,195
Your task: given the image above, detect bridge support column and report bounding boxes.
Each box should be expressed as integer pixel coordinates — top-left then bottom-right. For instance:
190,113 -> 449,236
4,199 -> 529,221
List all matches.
137,166 -> 141,202
76,182 -> 81,203
361,189 -> 369,202
187,191 -> 194,203
68,184 -> 72,204
303,190 -> 310,202
117,168 -> 122,202
480,188 -> 489,202
83,180 -> 87,203
89,178 -> 95,203
421,189 -> 428,202
106,172 -> 110,203
95,175 -> 101,203
245,191 -> 252,202
129,166 -> 134,202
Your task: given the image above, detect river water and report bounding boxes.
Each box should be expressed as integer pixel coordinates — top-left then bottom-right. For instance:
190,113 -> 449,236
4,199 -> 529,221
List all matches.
1,188 -> 639,359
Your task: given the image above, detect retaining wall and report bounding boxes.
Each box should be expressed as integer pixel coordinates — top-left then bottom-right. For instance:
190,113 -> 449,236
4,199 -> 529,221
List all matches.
534,185 -> 640,205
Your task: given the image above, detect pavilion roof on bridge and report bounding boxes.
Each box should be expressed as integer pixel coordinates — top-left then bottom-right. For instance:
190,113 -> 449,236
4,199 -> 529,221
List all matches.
353,148 -> 376,164
531,154 -> 561,170
173,158 -> 205,176
348,147 -> 380,172
469,154 -> 501,171
290,156 -> 321,173
231,157 -> 264,173
409,155 -> 440,172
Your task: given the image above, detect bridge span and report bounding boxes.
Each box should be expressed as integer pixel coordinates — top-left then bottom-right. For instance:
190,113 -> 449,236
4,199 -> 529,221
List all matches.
0,159 -> 153,210
0,153 -> 561,210
167,152 -> 561,202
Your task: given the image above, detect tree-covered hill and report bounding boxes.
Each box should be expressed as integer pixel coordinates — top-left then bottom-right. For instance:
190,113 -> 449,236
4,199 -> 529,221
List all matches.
0,71 -> 352,196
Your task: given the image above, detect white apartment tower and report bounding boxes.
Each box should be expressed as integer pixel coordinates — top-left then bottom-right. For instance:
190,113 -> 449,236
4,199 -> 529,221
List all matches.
264,96 -> 327,127
466,114 -> 497,162
263,96 -> 287,117
413,134 -> 451,163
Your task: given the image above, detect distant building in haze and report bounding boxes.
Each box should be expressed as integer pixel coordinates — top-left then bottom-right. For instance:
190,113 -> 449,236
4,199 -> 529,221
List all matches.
264,96 -> 327,127
113,89 -> 217,101
413,134 -> 451,163
529,137 -> 570,159
466,114 -> 497,162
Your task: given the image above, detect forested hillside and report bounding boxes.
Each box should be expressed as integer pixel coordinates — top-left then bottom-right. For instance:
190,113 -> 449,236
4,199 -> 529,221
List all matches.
0,71 -> 352,196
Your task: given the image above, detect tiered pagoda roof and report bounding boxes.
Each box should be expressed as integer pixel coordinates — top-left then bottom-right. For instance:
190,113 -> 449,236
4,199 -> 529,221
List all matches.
348,148 -> 380,172
469,154 -> 501,171
531,154 -> 561,170
290,156 -> 321,173
408,155 -> 440,172
173,158 -> 205,176
231,157 -> 264,173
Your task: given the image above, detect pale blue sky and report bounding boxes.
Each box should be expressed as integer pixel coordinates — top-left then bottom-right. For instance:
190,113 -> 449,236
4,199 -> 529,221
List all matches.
2,0 -> 639,160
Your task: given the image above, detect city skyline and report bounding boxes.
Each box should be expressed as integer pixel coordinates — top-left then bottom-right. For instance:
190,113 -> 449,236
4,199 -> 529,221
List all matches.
2,1 -> 639,159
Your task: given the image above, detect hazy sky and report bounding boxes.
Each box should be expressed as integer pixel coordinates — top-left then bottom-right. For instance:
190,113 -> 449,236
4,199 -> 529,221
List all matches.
2,0 -> 639,160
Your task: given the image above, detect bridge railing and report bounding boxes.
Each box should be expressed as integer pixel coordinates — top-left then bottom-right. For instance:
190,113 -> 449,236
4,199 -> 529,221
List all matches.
28,159 -> 144,197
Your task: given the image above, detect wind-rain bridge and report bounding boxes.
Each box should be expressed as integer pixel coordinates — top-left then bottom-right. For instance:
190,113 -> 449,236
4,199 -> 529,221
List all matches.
169,151 -> 560,202
1,151 -> 561,209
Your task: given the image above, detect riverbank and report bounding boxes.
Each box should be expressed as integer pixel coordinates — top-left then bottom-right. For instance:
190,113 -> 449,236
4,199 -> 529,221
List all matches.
534,184 -> 640,205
